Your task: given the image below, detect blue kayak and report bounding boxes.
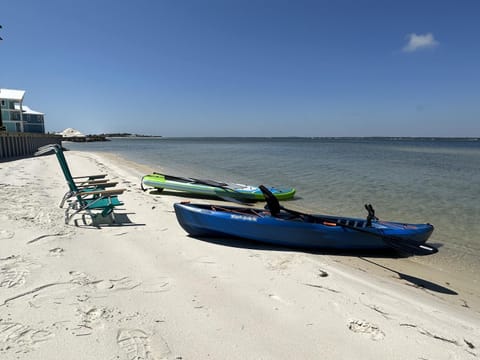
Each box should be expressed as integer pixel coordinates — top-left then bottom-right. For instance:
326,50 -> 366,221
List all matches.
173,202 -> 436,254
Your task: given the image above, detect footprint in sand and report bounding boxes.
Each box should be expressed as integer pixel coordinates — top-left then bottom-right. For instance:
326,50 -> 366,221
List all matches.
264,255 -> 296,272
0,230 -> 14,240
69,271 -> 100,287
141,277 -> 173,293
72,305 -> 116,336
348,319 -> 385,341
117,329 -> 171,360
95,277 -> 142,291
96,276 -> 173,293
0,320 -> 53,353
48,247 -> 65,256
0,257 -> 31,288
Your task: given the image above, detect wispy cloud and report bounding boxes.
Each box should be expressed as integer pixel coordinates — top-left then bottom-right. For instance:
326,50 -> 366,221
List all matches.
402,33 -> 439,52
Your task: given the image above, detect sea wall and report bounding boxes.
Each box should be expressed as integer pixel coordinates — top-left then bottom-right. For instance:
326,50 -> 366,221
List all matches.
0,132 -> 62,160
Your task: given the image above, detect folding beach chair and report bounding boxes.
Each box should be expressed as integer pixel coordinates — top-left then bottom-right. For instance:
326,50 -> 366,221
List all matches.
35,144 -> 125,224
36,144 -> 119,207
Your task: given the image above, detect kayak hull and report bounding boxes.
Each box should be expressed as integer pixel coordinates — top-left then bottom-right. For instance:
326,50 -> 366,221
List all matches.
142,173 -> 295,201
174,203 -> 434,250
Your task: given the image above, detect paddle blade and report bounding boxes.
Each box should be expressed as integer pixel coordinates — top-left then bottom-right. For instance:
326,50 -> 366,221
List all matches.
384,238 -> 438,256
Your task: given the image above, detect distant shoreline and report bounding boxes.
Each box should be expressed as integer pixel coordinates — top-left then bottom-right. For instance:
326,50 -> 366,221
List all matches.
98,136 -> 479,141
100,133 -> 162,138
62,135 -> 480,145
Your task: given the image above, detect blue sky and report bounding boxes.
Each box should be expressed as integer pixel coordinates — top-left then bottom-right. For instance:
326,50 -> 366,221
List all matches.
1,0 -> 479,136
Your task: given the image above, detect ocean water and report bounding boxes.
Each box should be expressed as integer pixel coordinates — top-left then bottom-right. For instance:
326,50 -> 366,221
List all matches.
65,137 -> 480,279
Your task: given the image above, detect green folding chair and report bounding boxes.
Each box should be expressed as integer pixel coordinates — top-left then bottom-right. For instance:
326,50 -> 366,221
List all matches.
35,144 -> 125,224
36,144 -> 119,207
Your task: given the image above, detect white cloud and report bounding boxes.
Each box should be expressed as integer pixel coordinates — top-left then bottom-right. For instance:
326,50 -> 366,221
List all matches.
402,33 -> 439,52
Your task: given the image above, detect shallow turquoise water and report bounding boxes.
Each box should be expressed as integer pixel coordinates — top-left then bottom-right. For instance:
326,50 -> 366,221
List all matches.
65,137 -> 480,278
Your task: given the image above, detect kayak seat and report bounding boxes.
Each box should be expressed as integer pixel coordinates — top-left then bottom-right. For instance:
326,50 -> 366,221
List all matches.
259,185 -> 281,216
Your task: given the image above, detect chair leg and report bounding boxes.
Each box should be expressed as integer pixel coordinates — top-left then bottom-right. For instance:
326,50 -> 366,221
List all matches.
101,206 -> 114,218
65,207 -> 71,224
60,191 -> 73,208
65,202 -> 113,226
65,202 -> 90,224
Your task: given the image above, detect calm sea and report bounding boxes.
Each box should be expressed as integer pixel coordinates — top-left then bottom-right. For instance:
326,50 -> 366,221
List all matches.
65,137 -> 480,279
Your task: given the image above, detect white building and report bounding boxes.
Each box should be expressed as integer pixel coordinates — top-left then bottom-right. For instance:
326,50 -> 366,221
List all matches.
0,88 -> 45,133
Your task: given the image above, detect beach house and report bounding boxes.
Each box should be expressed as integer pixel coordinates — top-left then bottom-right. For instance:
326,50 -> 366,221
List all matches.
0,88 -> 45,133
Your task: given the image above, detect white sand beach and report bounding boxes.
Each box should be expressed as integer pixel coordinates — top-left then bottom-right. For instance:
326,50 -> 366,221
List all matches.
1,150 -> 479,359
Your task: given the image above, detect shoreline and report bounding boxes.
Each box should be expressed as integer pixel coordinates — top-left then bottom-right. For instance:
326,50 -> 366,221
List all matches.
62,137 -> 480,287
96,149 -> 480,312
0,150 -> 478,359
